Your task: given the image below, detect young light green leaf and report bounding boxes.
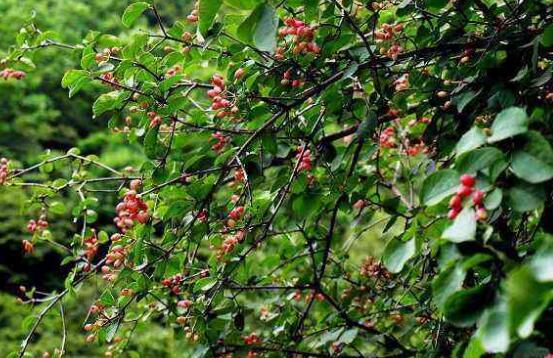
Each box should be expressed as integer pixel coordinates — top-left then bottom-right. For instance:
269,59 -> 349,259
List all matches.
122,2 -> 150,28
199,0 -> 223,35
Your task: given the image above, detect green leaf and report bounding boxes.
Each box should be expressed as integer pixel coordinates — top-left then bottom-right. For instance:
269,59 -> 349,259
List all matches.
510,131 -> 553,184
61,69 -> 90,97
487,107 -> 528,143
506,267 -> 553,338
453,90 -> 481,113
237,3 -> 278,52
433,264 -> 466,308
199,0 -> 223,35
93,91 -> 125,118
49,201 -> 66,215
420,169 -> 459,206
455,147 -> 505,175
541,23 -> 553,47
122,2 -> 150,28
507,182 -> 545,212
194,277 -> 217,292
382,238 -> 416,273
530,240 -> 553,282
442,207 -> 476,243
144,125 -> 160,159
456,127 -> 487,155
443,285 -> 489,327
475,300 -> 509,353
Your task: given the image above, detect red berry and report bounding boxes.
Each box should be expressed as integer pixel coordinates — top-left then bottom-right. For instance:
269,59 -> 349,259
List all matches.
472,190 -> 485,206
447,209 -> 459,220
459,174 -> 476,187
457,185 -> 473,198
449,195 -> 462,209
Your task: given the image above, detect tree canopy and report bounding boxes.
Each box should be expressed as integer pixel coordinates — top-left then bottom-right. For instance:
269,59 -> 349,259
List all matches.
2,0 -> 553,357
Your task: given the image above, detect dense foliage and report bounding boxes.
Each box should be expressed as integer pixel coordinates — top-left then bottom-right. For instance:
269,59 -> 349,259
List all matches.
2,0 -> 553,357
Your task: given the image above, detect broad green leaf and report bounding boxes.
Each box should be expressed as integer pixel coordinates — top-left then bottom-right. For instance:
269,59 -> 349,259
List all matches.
433,264 -> 466,308
507,182 -> 545,212
484,188 -> 502,210
443,285 -> 489,327
442,207 -> 476,243
475,300 -> 509,353
506,267 -> 553,338
92,91 -> 125,118
455,147 -> 505,175
382,238 -> 416,273
122,2 -> 150,28
456,127 -> 487,155
487,107 -> 528,143
237,3 -> 278,52
199,0 -> 223,35
61,69 -> 90,97
420,169 -> 459,206
510,131 -> 553,183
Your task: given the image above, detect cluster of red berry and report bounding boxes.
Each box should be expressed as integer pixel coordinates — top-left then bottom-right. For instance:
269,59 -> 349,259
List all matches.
217,230 -> 246,259
165,64 -> 183,78
84,230 -> 99,262
211,132 -> 230,153
407,117 -> 431,127
360,257 -> 391,280
100,72 -> 119,88
186,2 -> 199,23
94,47 -> 120,63
448,174 -> 487,221
0,68 -> 26,80
227,206 -> 245,227
114,180 -> 149,233
277,18 -> 320,57
207,74 -> 240,120
0,157 -> 8,184
147,110 -> 163,127
27,214 -> 49,234
281,69 -> 304,88
296,147 -> 312,172
243,332 -> 262,345
404,139 -> 428,156
234,168 -> 245,183
374,23 -> 404,60
162,273 -> 185,295
379,126 -> 397,148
